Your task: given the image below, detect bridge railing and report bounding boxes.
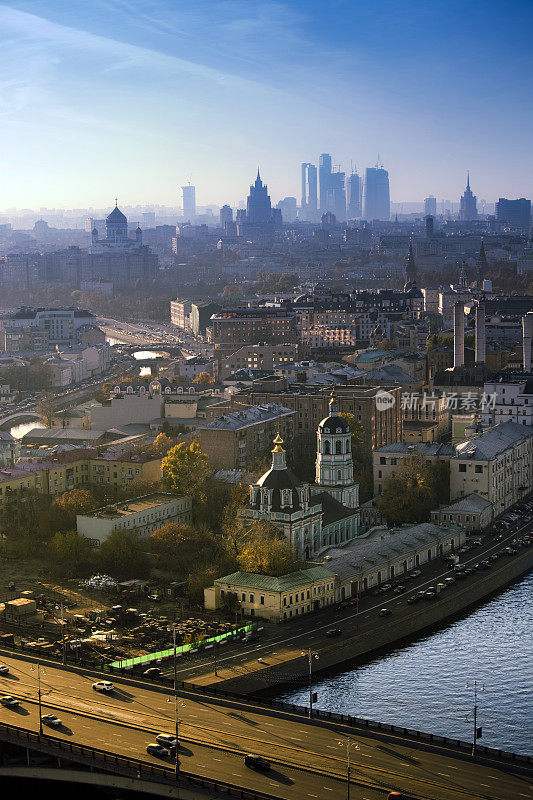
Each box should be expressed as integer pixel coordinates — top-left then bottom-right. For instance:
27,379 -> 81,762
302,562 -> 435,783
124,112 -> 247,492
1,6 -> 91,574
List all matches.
1,639 -> 531,768
0,720 -> 277,800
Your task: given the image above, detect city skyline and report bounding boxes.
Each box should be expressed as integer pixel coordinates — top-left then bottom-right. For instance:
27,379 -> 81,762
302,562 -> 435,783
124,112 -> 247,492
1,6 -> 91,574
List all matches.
1,0 -> 532,208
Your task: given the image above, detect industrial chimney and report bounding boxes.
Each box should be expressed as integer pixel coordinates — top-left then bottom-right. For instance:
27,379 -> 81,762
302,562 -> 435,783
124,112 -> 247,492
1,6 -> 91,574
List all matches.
453,302 -> 465,368
523,311 -> 533,372
475,303 -> 486,364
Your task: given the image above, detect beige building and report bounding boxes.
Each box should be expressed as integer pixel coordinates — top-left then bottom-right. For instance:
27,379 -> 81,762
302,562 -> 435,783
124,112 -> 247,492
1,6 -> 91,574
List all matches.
431,494 -> 493,532
77,493 -> 192,544
204,566 -> 337,622
219,343 -> 297,379
373,442 -> 455,496
450,422 -> 533,516
198,403 -> 296,470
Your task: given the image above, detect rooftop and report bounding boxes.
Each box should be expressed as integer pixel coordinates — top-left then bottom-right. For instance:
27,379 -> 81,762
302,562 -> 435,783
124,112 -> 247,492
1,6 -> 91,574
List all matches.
375,442 -> 456,457
435,493 -> 492,514
214,565 -> 336,593
199,403 -> 294,431
80,493 -> 183,520
455,421 -> 533,461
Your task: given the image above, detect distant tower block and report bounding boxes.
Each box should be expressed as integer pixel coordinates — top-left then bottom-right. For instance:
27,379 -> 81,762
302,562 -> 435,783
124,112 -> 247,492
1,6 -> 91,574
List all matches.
523,312 -> 533,372
475,303 -> 486,364
454,302 -> 465,368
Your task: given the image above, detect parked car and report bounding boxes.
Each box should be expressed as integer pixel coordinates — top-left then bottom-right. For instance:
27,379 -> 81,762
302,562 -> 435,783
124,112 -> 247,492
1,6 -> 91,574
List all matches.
92,681 -> 114,693
409,570 -> 422,578
393,585 -> 406,595
244,754 -> 271,771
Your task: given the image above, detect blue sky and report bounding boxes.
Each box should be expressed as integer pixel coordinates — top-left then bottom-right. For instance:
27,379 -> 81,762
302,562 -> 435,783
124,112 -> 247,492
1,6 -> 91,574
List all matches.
1,0 -> 532,208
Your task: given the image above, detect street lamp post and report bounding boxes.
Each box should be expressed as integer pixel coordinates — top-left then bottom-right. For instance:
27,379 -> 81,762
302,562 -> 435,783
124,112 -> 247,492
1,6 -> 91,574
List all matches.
31,662 -> 46,735
301,648 -> 319,718
465,680 -> 485,756
337,736 -> 360,800
172,624 -> 180,779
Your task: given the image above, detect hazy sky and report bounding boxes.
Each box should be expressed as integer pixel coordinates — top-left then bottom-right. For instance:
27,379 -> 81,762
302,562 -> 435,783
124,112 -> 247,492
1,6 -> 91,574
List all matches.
1,0 -> 532,209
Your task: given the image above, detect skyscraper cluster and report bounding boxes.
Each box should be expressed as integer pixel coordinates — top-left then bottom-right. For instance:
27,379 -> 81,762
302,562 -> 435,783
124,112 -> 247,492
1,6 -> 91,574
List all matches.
300,155 -> 390,222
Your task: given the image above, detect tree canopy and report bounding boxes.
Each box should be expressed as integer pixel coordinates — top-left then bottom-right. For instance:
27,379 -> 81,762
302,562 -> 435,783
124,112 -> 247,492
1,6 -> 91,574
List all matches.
98,530 -> 151,580
376,455 -> 450,526
162,441 -> 210,503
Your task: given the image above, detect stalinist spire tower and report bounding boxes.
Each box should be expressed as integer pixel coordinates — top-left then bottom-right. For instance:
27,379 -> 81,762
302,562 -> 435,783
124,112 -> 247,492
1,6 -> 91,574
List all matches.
459,172 -> 478,221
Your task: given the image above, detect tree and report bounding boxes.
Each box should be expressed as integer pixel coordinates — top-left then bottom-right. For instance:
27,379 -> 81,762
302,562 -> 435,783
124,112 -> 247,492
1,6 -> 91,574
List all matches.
48,530 -> 95,579
98,530 -> 150,580
339,412 -> 366,463
162,441 -> 210,503
37,395 -> 56,428
55,489 -> 99,520
187,566 -> 217,603
193,371 -> 213,386
152,432 -> 175,457
236,521 -> 302,576
376,455 -> 449,526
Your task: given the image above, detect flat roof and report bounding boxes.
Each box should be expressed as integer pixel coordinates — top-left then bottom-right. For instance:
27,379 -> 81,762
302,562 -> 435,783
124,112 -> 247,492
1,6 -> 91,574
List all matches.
81,493 -> 186,520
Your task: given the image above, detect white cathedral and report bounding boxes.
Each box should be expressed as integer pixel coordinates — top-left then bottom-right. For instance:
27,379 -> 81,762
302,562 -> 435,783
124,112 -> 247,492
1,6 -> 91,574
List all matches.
242,392 -> 360,559
90,201 -> 144,254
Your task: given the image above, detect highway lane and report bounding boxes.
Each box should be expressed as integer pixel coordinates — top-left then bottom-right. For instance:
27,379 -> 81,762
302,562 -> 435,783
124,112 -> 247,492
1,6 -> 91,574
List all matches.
157,522 -> 533,686
0,654 -> 530,800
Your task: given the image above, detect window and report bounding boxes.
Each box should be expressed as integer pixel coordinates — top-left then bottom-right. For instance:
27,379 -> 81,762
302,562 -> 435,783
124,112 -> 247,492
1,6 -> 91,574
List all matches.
325,441 -> 331,455
241,592 -> 246,602
249,593 -> 254,603
459,463 -> 467,473
475,465 -> 483,473
260,595 -> 264,605
380,457 -> 386,465
336,440 -> 342,454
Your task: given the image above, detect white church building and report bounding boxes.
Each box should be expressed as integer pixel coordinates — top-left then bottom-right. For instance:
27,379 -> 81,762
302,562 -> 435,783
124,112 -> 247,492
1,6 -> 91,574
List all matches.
242,392 -> 360,558
90,202 -> 144,254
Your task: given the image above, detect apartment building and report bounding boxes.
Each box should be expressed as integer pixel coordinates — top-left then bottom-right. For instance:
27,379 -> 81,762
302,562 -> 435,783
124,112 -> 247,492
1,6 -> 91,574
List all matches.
207,382 -> 403,456
211,307 -> 298,369
77,493 -> 192,544
481,377 -> 533,428
0,448 -> 162,504
450,422 -> 533,515
198,403 -> 296,470
373,442 -> 455,495
218,343 -> 297,379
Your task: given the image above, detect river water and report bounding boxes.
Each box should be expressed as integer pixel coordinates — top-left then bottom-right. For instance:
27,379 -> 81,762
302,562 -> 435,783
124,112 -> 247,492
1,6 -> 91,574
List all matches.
279,572 -> 533,756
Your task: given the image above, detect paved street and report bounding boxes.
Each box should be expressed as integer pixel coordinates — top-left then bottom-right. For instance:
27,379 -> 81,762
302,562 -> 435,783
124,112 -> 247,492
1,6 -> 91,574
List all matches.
0,654 -> 530,800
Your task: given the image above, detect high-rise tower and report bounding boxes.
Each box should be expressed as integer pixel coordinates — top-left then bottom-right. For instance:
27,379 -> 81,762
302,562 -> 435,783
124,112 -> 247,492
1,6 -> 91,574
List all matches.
246,170 -> 273,225
459,173 -> 478,221
363,164 -> 390,220
182,184 -> 196,220
301,162 -> 318,220
346,171 -> 362,219
319,153 -> 332,213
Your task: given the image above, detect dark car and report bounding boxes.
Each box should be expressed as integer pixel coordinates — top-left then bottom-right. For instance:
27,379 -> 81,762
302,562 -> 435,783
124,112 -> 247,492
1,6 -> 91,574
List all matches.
393,585 -> 406,594
146,744 -> 169,758
143,667 -> 161,678
244,754 -> 270,771
326,629 -> 342,637
156,733 -> 178,748
379,608 -> 392,617
407,596 -> 419,605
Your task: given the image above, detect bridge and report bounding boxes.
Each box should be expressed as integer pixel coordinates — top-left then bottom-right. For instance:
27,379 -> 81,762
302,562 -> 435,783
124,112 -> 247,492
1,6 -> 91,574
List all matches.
0,652 -> 530,800
0,411 -> 43,429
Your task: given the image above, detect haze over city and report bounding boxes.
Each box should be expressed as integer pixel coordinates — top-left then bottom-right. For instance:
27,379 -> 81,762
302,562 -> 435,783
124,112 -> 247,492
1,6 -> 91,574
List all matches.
1,0 -> 533,208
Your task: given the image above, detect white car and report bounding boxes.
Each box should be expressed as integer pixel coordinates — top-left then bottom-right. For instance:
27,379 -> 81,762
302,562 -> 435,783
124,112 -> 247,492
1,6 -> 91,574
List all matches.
0,695 -> 19,708
0,664 -> 9,675
92,681 -> 114,693
41,713 -> 62,727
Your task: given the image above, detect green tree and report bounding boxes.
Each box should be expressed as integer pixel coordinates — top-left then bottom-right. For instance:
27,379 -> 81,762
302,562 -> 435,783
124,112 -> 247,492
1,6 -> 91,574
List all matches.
48,530 -> 95,579
162,441 -> 210,503
98,530 -> 150,580
376,455 -> 449,526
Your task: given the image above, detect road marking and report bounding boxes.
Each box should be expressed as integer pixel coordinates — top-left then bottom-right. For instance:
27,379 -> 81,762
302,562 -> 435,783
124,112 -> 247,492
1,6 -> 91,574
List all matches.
323,788 -> 334,791
437,773 -> 450,777
212,758 -> 222,762
480,784 -> 490,787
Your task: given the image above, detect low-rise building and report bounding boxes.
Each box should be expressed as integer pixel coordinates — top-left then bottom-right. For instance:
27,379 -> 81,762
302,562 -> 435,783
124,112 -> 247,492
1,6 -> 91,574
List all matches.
204,565 -> 337,622
218,343 -> 297,380
373,442 -> 455,496
77,493 -> 192,544
431,494 -> 493,532
450,421 -> 533,515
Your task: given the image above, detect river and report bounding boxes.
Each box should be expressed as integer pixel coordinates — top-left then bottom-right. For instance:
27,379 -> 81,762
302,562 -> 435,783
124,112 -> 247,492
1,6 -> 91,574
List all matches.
279,572 -> 533,756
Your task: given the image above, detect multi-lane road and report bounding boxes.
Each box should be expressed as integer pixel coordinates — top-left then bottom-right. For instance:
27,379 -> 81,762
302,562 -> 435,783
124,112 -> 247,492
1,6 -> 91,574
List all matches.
0,653 -> 530,800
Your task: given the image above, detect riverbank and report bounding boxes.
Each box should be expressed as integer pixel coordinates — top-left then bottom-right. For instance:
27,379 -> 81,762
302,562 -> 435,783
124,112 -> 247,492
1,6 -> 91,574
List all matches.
210,543 -> 533,697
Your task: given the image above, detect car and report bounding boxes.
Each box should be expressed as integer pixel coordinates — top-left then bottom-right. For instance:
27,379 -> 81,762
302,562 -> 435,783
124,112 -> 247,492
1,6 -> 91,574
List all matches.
143,667 -> 161,678
0,695 -> 19,708
0,665 -> 9,675
454,572 -> 465,581
244,754 -> 270,771
156,733 -> 178,748
380,584 -> 392,592
480,561 -> 491,570
41,713 -> 62,727
379,608 -> 392,617
326,628 -> 342,637
146,744 -> 169,758
409,570 -> 422,578
464,568 -> 473,576
407,596 -> 419,605
444,577 -> 455,585
424,590 -> 437,600
147,594 -> 161,602
393,585 -> 406,594
437,583 -> 447,592
92,681 -> 114,693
